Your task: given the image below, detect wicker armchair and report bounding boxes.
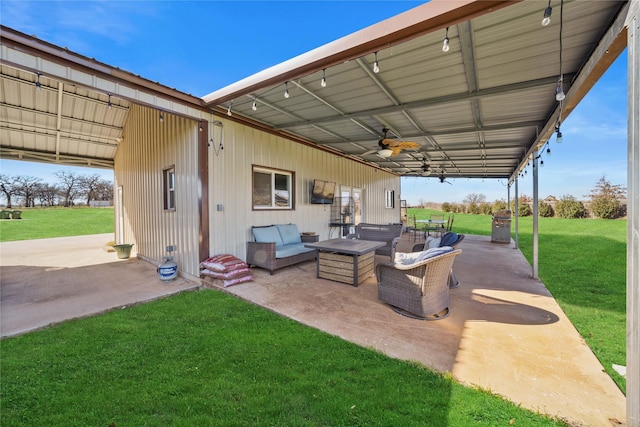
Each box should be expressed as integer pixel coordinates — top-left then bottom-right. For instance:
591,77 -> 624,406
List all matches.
376,249 -> 461,320
412,232 -> 464,288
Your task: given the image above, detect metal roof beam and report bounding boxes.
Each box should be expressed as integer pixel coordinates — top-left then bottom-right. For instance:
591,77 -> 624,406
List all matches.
274,75 -> 565,130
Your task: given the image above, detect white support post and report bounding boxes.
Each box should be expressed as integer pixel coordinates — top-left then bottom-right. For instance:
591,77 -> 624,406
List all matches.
627,1 -> 640,425
514,178 -> 519,250
532,153 -> 539,279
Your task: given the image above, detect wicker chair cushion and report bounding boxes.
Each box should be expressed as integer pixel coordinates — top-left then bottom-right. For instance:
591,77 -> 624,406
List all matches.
394,246 -> 454,267
253,225 -> 284,247
440,232 -> 459,247
276,224 -> 302,245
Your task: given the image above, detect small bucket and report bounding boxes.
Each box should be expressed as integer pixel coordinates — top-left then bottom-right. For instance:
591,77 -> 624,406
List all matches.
113,244 -> 134,259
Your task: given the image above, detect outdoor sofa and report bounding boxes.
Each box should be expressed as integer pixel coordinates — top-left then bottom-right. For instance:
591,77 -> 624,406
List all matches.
246,224 -> 318,274
346,223 -> 404,259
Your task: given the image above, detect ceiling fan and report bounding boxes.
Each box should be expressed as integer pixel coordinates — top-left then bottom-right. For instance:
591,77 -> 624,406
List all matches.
438,170 -> 453,185
378,128 -> 421,157
362,128 -> 421,158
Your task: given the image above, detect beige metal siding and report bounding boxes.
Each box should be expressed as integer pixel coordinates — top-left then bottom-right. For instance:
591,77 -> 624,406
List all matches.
114,104 -> 201,277
207,119 -> 401,260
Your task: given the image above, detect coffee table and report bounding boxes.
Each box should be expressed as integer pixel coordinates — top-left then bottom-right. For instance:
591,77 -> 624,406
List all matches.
304,238 -> 386,287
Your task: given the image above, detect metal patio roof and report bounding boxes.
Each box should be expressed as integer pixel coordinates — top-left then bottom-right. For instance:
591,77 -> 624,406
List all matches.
0,0 -> 629,181
202,0 -> 628,183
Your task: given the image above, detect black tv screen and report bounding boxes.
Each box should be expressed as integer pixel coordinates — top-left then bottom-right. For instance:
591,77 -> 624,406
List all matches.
310,179 -> 336,204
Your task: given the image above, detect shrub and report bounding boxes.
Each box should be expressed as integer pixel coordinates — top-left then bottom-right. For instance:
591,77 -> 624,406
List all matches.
468,202 -> 480,214
441,202 -> 452,213
587,177 -> 626,219
493,199 -> 507,212
510,200 -> 532,217
479,203 -> 493,215
538,201 -> 554,217
555,195 -> 586,218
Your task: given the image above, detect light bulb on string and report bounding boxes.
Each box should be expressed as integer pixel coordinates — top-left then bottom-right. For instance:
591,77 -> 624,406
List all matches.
541,0 -> 552,26
321,69 -> 327,87
442,27 -> 450,52
284,82 -> 290,98
555,77 -> 565,101
252,100 -> 257,111
373,52 -> 380,74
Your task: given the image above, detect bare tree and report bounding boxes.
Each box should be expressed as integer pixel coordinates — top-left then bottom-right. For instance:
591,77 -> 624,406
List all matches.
463,193 -> 486,204
93,179 -> 114,202
35,183 -> 59,207
55,171 -> 82,207
79,174 -> 103,206
15,175 -> 44,208
0,174 -> 20,208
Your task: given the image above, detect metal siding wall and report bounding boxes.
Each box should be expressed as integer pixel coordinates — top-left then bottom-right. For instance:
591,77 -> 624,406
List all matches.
207,119 -> 401,260
114,104 -> 201,277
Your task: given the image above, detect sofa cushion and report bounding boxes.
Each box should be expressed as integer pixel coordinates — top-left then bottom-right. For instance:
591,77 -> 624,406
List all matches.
253,225 -> 284,247
275,243 -> 314,259
276,223 -> 302,245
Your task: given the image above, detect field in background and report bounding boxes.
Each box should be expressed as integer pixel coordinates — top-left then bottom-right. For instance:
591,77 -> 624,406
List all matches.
0,207 -> 114,242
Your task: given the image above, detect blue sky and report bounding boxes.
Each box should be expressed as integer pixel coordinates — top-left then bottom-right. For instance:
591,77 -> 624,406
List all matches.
0,1 -> 628,204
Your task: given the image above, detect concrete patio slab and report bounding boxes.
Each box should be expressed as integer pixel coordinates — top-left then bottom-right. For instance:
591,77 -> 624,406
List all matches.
0,234 -> 199,337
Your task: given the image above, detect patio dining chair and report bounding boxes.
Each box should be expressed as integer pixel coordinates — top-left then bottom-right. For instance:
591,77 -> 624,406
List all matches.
407,215 -> 424,242
376,248 -> 462,320
425,214 -> 445,237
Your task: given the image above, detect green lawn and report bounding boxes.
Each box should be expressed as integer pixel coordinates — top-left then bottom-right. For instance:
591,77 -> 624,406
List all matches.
409,208 -> 627,393
1,290 -> 565,426
0,207 -> 114,242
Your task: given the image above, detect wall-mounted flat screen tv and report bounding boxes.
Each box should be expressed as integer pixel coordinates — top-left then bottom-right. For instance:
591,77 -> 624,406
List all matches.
310,179 -> 336,204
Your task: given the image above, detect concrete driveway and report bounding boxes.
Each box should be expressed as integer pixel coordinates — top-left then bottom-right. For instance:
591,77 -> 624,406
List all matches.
0,233 -> 199,337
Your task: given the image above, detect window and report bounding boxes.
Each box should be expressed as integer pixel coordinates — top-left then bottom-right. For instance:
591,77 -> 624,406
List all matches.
252,165 -> 294,210
163,166 -> 176,210
385,189 -> 395,209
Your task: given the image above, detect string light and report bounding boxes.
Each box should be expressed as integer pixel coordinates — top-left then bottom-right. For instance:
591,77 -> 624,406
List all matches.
373,52 -> 380,74
442,27 -> 450,52
555,122 -> 563,143
227,102 -> 232,116
284,81 -> 290,98
252,99 -> 257,111
321,69 -> 327,87
35,72 -> 41,90
107,93 -> 112,109
541,0 -> 552,26
555,76 -> 565,101
159,112 -> 164,122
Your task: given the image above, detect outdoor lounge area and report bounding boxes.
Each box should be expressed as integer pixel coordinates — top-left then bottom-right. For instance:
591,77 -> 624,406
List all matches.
213,232 -> 626,427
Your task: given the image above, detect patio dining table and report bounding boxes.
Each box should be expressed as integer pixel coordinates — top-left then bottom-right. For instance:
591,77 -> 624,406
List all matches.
416,219 -> 446,237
